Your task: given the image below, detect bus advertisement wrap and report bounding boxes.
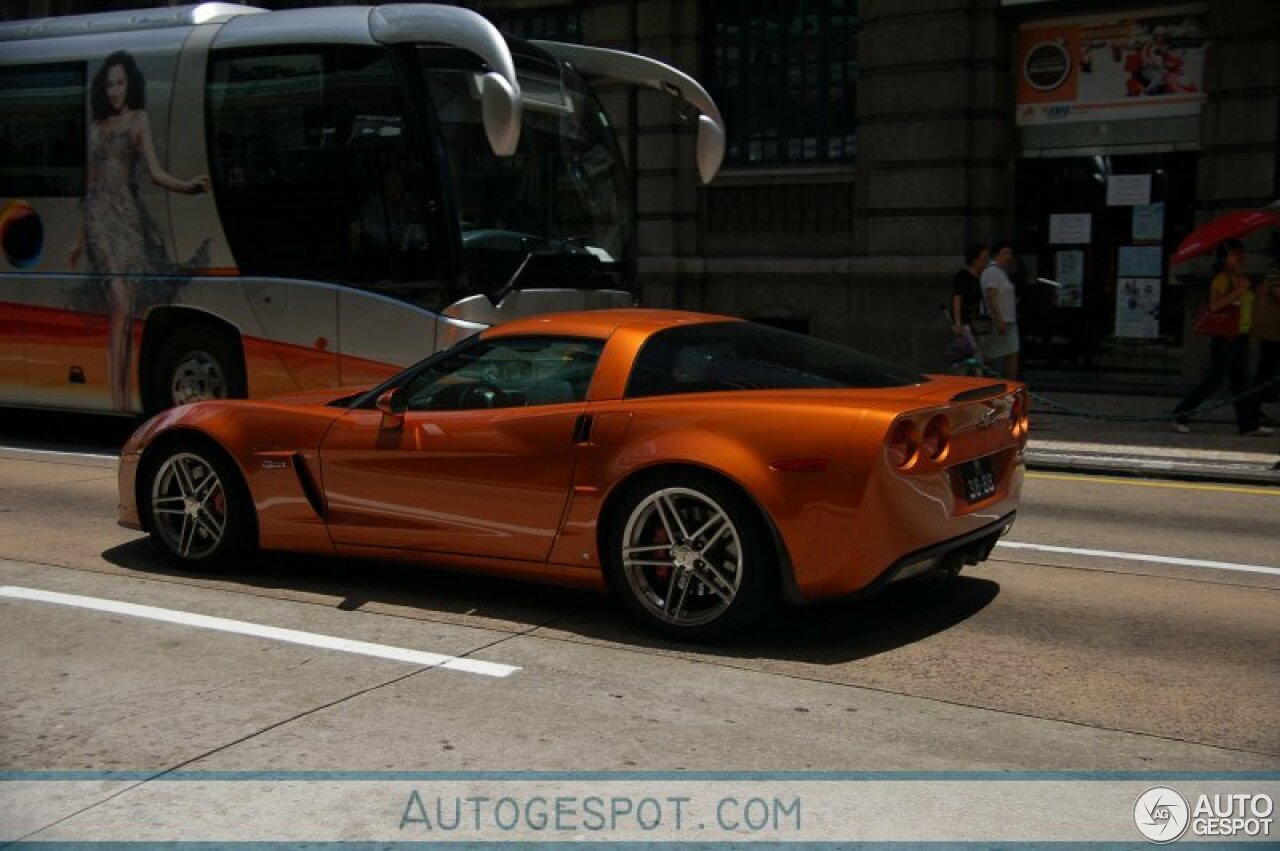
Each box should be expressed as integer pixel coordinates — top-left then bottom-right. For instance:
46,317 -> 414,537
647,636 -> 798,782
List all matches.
0,4 -> 724,416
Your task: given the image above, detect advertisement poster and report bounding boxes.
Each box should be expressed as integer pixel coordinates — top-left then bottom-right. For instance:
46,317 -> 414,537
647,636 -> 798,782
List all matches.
1055,249 -> 1084,307
1132,202 -> 1165,241
1049,213 -> 1092,244
1118,245 -> 1163,277
1115,277 -> 1161,338
1016,7 -> 1205,126
1107,174 -> 1151,206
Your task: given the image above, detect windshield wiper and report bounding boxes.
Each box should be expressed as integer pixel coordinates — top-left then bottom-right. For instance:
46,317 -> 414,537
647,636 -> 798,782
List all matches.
489,249 -> 536,306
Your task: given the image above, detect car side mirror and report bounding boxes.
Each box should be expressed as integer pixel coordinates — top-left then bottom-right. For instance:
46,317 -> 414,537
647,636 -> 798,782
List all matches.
376,387 -> 407,425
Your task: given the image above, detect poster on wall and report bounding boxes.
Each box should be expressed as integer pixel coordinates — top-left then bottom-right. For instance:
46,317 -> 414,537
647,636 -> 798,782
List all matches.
1049,213 -> 1092,244
1055,249 -> 1084,307
1016,6 -> 1206,126
1107,174 -> 1151,205
1132,202 -> 1165,241
1115,277 -> 1161,338
1118,245 -> 1163,277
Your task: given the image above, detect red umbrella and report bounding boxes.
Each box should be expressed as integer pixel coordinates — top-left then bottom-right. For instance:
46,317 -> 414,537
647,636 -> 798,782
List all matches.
1171,208 -> 1280,265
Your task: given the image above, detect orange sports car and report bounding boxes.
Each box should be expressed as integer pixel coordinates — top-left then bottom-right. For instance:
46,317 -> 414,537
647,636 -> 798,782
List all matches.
118,309 -> 1026,640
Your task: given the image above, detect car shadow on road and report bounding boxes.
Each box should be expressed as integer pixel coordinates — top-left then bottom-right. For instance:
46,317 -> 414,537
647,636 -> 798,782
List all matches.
100,539 -> 999,665
558,575 -> 1002,665
100,539 -> 593,627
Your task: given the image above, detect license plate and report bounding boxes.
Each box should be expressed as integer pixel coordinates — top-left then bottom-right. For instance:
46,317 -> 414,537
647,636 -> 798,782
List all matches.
959,457 -> 997,503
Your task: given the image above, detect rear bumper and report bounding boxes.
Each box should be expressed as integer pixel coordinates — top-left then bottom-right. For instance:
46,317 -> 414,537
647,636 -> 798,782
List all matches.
787,446 -> 1023,602
842,510 -> 1015,600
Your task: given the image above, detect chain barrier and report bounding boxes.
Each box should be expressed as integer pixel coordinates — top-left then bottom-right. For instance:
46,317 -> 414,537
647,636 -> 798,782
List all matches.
948,359 -> 1280,424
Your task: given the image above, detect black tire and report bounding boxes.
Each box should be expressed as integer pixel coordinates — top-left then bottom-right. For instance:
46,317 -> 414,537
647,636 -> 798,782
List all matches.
143,439 -> 255,570
150,324 -> 247,413
604,471 -> 778,641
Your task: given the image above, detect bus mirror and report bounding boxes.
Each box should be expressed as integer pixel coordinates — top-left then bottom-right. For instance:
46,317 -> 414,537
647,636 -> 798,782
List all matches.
695,114 -> 725,184
481,71 -> 522,157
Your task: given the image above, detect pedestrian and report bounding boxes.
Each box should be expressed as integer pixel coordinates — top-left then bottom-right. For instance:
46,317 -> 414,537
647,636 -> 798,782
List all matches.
951,242 -> 989,359
1249,253 -> 1280,421
1171,239 -> 1271,436
980,239 -> 1020,379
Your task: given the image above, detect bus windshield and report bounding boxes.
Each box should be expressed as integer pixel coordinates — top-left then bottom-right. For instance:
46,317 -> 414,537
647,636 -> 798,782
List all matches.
420,49 -> 633,295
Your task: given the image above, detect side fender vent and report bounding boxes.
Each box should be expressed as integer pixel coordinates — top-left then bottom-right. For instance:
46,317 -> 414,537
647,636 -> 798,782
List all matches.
292,453 -> 326,520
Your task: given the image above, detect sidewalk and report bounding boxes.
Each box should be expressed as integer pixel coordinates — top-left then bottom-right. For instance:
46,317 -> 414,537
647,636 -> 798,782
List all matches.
1025,390 -> 1280,486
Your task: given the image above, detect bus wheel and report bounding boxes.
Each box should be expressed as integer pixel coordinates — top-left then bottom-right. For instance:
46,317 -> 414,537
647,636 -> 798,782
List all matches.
153,324 -> 247,411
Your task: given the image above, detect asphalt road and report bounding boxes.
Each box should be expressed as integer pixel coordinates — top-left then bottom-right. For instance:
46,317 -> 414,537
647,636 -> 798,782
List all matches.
1,411 -> 1277,838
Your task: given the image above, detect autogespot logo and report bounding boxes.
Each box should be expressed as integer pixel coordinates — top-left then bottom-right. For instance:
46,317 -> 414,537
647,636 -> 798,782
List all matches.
1135,786 -> 1190,843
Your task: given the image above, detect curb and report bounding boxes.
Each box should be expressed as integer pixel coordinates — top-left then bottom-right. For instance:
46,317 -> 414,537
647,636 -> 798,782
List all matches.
1026,450 -> 1280,487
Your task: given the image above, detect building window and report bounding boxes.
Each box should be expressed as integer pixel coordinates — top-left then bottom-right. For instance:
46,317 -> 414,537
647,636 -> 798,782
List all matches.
490,5 -> 583,43
707,0 -> 859,167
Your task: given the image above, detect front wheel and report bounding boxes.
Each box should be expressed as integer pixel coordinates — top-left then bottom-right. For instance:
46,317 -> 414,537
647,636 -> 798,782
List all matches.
605,474 -> 777,641
146,443 -> 253,569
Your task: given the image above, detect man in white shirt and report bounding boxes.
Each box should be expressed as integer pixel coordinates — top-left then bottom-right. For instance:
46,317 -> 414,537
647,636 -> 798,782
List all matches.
981,239 -> 1020,379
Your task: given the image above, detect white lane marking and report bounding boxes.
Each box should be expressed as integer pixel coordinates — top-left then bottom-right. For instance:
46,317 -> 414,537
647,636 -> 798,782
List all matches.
996,541 -> 1280,577
0,586 -> 520,678
0,446 -> 118,462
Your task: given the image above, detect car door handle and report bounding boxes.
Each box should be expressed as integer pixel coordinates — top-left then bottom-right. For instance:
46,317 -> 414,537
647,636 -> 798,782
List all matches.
572,414 -> 593,443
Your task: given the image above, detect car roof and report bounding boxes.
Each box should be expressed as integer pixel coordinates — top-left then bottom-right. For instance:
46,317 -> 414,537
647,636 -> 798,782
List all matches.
482,308 -> 737,341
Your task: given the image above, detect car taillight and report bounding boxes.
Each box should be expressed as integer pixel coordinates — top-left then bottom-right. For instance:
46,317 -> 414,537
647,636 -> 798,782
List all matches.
921,414 -> 950,461
1010,391 -> 1029,443
887,419 -> 919,469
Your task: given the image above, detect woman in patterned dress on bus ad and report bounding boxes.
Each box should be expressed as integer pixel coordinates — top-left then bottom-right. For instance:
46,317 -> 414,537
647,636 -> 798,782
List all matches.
70,50 -> 209,411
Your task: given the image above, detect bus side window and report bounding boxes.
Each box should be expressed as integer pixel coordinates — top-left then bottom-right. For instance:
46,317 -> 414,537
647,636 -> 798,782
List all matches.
206,47 -> 441,308
207,50 -> 339,281
0,63 -> 87,199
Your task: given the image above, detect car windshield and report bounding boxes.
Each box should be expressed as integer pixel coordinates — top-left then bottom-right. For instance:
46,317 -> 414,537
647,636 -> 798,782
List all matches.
626,322 -> 926,397
421,50 -> 633,292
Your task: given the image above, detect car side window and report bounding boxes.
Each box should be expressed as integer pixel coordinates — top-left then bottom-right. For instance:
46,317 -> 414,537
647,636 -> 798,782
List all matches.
404,337 -> 604,411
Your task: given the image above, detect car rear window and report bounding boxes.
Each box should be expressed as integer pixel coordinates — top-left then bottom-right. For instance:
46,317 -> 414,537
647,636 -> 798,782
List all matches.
625,322 -> 925,398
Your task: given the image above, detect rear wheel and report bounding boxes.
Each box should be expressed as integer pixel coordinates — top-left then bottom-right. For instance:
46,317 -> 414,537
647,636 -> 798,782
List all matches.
605,473 -> 777,641
151,324 -> 246,412
146,442 -> 253,569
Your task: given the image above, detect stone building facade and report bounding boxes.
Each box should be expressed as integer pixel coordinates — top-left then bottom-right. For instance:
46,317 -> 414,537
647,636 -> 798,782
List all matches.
461,0 -> 1280,389
9,0 -> 1279,389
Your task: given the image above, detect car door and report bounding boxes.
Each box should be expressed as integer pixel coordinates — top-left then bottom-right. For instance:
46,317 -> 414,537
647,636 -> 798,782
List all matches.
318,335 -> 603,562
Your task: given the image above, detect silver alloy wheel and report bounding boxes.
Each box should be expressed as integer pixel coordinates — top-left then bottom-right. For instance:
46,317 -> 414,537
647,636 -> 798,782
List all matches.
620,486 -> 743,627
150,452 -> 227,560
170,350 -> 227,405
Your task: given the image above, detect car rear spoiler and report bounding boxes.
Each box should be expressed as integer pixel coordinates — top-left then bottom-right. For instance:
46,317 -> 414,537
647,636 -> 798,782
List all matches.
530,40 -> 726,184
950,384 -> 1008,402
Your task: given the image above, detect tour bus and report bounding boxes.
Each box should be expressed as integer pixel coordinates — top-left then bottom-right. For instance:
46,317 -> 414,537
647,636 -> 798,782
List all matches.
0,2 -> 724,414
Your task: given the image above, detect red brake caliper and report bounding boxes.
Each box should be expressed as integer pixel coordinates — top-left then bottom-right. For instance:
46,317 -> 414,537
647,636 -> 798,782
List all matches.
653,524 -> 670,584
